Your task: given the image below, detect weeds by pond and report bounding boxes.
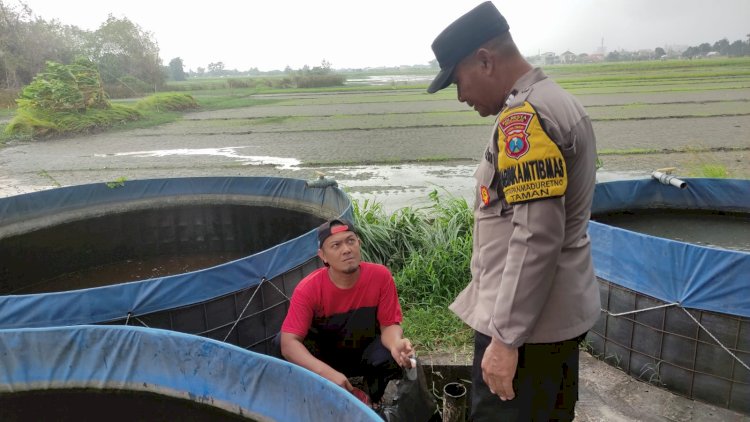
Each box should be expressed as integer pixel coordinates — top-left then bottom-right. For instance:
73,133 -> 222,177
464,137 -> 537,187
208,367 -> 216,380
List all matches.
690,163 -> 731,178
353,190 -> 474,352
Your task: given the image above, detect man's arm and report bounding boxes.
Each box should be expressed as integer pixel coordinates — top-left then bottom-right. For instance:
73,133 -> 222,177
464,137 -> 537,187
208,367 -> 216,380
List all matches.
380,324 -> 414,368
280,332 -> 353,392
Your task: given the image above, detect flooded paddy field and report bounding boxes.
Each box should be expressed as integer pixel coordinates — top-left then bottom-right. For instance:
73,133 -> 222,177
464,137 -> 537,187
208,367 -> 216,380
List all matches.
1,65 -> 749,421
1,75 -> 748,211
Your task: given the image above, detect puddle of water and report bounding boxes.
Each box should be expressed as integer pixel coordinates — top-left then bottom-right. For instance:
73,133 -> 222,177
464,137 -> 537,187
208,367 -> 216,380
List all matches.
320,163 -> 477,212
111,147 -> 301,170
345,74 -> 435,86
321,164 -> 651,212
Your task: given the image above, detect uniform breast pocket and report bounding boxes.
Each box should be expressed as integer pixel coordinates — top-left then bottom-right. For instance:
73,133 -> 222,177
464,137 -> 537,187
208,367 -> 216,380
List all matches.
474,160 -> 506,215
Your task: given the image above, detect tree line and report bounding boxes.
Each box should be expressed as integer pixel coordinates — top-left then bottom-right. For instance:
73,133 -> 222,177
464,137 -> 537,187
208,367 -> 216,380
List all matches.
681,36 -> 750,58
605,36 -> 750,62
0,1 -> 163,97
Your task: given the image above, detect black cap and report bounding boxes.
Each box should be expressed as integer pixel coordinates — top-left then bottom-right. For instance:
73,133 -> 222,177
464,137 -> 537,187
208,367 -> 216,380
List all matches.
317,218 -> 355,247
427,1 -> 509,94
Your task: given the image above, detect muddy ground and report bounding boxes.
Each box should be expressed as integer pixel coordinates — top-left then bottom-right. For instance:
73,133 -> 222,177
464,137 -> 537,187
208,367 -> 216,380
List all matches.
1,88 -> 748,210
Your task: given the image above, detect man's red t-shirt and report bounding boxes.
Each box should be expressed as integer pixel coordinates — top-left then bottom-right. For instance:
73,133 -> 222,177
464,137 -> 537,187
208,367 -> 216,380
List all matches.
282,262 -> 403,354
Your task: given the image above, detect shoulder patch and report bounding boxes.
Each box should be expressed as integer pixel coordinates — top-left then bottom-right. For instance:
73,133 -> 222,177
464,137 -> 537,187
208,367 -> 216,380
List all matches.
496,102 -> 567,204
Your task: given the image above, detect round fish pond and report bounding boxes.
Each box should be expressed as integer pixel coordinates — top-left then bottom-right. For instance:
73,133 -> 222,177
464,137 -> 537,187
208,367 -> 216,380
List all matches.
588,178 -> 750,415
0,176 -> 352,354
0,325 -> 380,421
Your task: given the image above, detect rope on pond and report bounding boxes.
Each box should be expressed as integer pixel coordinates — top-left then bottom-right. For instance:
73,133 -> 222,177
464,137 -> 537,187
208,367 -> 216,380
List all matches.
601,301 -> 750,373
223,278 -> 267,342
124,311 -> 150,328
221,277 -> 292,343
602,302 -> 679,317
680,306 -> 750,372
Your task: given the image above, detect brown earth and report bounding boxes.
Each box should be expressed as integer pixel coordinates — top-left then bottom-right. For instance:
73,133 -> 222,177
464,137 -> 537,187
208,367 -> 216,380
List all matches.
1,90 -> 748,200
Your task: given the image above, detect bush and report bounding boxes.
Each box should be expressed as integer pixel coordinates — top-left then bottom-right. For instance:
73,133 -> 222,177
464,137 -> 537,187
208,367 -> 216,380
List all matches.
227,78 -> 254,89
16,58 -> 109,112
134,93 -> 198,112
354,190 -> 473,306
353,190 -> 474,350
4,104 -> 141,139
293,74 -> 346,88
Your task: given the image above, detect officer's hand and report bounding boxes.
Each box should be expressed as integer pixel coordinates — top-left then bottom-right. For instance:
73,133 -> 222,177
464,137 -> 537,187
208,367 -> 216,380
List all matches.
481,337 -> 518,401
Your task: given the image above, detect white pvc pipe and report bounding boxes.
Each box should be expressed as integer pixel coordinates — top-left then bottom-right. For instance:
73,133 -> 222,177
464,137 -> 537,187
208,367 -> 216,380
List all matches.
652,171 -> 687,189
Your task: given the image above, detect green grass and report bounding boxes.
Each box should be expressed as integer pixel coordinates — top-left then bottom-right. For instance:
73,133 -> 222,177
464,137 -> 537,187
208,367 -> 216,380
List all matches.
690,163 -> 730,178
598,145 -> 750,156
2,93 -> 199,141
353,190 -> 475,351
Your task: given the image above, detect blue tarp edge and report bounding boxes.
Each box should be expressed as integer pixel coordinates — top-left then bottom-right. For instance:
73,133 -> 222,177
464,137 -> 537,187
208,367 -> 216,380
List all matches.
0,177 -> 353,328
0,325 -> 380,421
590,178 -> 750,317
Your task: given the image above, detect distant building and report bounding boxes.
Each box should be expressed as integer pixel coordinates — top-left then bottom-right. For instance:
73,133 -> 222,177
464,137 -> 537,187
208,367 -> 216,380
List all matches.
560,51 -> 577,64
541,52 -> 558,65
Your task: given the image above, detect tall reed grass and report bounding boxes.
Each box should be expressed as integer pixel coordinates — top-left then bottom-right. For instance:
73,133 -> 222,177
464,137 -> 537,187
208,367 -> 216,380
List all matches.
353,190 -> 474,351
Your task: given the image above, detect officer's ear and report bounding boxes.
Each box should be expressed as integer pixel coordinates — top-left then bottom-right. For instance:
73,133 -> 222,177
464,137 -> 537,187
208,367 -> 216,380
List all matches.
475,48 -> 494,75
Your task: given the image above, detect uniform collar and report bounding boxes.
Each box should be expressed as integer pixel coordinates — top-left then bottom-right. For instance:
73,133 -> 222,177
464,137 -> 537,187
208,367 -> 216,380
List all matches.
512,67 -> 548,93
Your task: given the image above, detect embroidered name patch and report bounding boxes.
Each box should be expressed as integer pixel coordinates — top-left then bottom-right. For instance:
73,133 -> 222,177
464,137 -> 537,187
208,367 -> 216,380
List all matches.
496,102 -> 567,204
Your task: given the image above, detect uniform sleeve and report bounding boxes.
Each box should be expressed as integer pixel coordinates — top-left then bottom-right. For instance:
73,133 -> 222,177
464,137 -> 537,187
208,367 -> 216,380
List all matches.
491,102 -> 570,348
490,197 -> 565,348
281,283 -> 315,338
376,268 -> 403,327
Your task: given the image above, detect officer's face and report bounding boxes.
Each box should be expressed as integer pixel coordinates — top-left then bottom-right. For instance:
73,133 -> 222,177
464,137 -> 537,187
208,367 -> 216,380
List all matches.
454,54 -> 498,117
318,230 -> 361,274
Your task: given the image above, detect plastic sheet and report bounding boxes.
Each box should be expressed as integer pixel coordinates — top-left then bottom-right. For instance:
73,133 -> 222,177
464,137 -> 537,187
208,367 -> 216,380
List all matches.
590,178 -> 750,317
0,325 -> 381,421
0,177 -> 352,328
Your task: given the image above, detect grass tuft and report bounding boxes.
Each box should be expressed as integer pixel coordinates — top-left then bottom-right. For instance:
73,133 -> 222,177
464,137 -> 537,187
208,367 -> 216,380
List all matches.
353,190 -> 474,351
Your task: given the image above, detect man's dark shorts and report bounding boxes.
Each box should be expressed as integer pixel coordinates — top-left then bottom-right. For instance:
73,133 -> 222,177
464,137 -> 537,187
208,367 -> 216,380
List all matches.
272,333 -> 400,402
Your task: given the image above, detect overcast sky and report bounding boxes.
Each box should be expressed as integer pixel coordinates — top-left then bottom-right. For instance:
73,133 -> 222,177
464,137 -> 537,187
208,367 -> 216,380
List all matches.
14,0 -> 750,71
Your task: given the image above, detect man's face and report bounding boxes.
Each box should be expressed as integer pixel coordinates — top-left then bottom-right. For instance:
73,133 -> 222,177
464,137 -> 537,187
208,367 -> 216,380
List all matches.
319,229 -> 361,274
453,53 -> 502,117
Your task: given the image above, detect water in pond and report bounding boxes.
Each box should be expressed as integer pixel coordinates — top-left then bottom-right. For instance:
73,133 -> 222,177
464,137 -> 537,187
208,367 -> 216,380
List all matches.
7,251 -> 247,295
0,389 -> 256,421
0,203 -> 323,295
592,209 -> 750,252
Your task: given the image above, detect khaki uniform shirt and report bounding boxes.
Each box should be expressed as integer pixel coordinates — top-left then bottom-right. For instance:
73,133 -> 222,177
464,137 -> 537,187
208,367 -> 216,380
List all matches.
449,68 -> 601,347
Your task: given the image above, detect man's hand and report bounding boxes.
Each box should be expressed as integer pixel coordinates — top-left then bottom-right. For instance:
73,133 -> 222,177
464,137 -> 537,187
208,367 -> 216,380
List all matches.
390,337 -> 414,368
481,337 -> 518,401
322,367 -> 353,392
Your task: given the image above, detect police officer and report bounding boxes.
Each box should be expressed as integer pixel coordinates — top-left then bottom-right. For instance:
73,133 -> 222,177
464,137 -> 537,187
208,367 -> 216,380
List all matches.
427,2 -> 601,420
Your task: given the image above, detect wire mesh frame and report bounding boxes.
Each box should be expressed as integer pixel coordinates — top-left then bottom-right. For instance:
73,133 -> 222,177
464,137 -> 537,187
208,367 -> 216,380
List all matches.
113,257 -> 323,355
587,278 -> 750,415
